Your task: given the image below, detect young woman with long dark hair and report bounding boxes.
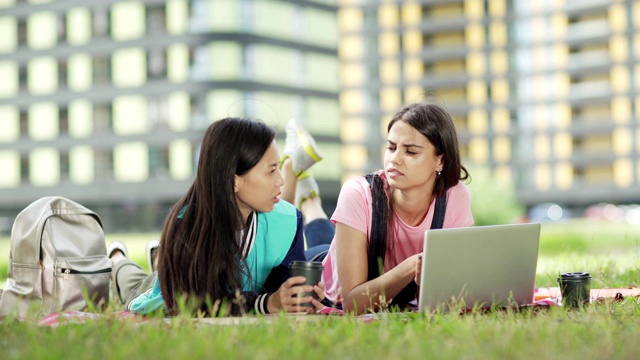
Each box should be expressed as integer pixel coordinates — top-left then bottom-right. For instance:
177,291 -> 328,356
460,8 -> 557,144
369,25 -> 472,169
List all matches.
109,118 -> 325,316
319,101 -> 474,314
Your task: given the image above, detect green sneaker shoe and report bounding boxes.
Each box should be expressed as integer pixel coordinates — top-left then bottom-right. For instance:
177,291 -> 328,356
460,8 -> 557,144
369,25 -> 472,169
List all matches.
295,171 -> 320,208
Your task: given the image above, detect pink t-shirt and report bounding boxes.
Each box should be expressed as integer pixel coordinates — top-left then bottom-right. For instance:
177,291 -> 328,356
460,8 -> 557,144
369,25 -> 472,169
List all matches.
321,175 -> 474,302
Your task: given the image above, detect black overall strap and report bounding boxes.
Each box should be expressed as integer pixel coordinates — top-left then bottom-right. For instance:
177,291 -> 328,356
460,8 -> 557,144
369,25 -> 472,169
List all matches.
430,194 -> 447,230
364,174 -> 376,185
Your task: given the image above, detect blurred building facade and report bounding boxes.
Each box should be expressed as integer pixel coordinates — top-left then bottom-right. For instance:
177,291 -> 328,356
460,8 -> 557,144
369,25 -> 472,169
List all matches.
338,0 -> 640,208
0,0 -> 340,232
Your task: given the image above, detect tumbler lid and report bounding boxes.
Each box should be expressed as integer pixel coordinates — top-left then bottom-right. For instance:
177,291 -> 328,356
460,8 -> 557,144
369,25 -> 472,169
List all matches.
559,272 -> 592,280
289,260 -> 323,269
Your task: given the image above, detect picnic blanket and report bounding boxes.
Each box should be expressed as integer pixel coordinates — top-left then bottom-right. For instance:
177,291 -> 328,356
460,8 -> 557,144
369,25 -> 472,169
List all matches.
534,287 -> 640,303
38,311 -> 147,328
35,287 -> 640,327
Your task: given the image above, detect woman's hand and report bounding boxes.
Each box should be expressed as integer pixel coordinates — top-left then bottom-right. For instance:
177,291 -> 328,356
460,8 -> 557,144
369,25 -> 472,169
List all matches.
313,280 -> 326,304
267,276 -> 325,314
414,254 -> 422,286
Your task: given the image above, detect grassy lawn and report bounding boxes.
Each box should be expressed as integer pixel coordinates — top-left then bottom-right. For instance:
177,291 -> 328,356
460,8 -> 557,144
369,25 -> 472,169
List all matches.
536,219 -> 640,288
1,304 -> 640,359
0,219 -> 639,359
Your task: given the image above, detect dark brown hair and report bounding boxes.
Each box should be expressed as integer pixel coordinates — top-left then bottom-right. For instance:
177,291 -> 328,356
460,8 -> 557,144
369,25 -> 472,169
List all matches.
157,118 -> 276,315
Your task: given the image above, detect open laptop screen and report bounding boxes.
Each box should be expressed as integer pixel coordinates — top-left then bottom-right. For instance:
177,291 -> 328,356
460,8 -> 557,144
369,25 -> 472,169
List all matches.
418,223 -> 541,312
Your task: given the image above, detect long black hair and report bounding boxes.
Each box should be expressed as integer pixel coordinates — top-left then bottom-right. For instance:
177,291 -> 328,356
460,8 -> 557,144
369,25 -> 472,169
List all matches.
157,118 -> 276,315
367,101 -> 470,282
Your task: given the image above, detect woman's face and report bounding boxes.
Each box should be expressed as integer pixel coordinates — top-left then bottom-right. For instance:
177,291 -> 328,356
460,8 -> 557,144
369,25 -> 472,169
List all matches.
235,141 -> 284,220
384,120 -> 443,193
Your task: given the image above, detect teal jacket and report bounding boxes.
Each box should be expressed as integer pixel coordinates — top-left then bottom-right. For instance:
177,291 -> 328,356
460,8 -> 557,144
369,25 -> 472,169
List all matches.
128,200 -> 304,315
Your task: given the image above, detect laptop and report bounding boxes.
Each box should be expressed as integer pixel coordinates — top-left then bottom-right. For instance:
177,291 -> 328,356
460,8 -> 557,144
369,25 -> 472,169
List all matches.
418,223 -> 541,312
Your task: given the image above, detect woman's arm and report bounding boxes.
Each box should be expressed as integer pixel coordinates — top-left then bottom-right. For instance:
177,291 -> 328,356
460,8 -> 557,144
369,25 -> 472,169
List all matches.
335,222 -> 420,314
263,210 -> 305,291
261,209 -> 324,314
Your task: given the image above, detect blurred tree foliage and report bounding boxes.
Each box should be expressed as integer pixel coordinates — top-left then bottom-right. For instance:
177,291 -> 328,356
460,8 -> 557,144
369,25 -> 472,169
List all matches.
466,165 -> 525,226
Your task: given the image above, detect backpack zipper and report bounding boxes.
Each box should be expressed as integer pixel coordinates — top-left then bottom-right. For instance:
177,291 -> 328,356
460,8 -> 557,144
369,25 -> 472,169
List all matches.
61,268 -> 112,281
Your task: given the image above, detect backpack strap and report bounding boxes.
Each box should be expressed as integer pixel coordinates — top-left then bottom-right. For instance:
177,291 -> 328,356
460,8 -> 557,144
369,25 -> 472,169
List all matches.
430,194 -> 447,230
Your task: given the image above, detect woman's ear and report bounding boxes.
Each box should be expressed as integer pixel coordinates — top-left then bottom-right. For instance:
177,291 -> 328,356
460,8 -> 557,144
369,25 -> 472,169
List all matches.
436,154 -> 444,173
234,174 -> 241,193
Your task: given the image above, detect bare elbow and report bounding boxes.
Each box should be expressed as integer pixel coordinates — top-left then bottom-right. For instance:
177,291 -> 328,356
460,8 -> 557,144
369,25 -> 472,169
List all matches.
340,296 -> 358,314
340,289 -> 377,315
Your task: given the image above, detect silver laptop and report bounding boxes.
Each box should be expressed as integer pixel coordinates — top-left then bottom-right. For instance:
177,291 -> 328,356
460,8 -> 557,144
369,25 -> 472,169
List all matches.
418,223 -> 541,312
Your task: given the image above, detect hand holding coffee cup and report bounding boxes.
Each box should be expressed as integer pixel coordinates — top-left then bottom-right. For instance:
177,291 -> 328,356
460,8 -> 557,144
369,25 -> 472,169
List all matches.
289,261 -> 324,307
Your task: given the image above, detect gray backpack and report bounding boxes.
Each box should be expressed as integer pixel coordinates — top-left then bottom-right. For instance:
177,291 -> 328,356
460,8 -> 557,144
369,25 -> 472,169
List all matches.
0,197 -> 112,319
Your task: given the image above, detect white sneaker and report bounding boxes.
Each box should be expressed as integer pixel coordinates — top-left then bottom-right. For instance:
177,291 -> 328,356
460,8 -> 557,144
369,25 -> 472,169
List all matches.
282,119 -> 323,176
295,171 -> 320,208
107,241 -> 129,259
146,239 -> 160,272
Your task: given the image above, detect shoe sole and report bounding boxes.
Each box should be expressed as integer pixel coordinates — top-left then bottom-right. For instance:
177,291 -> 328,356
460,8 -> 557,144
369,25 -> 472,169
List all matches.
297,130 -> 323,162
146,240 -> 160,272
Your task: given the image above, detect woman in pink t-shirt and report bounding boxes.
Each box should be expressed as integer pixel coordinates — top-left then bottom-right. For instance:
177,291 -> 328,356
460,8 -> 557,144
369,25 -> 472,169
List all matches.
320,101 -> 474,314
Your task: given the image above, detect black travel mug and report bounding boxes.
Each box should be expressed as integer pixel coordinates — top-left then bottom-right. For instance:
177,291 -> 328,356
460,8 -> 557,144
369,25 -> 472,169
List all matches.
289,261 -> 323,307
558,272 -> 592,309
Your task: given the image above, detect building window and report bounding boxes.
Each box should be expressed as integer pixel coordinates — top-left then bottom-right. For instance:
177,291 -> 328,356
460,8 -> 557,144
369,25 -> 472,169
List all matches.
20,154 -> 28,183
28,57 -> 58,95
95,149 -> 113,179
114,142 -> 149,183
69,146 -> 95,184
30,148 -> 60,186
93,7 -> 110,37
149,146 -> 170,178
148,48 -> 167,80
29,102 -> 59,140
190,95 -> 208,129
113,95 -> 147,134
94,104 -> 112,133
167,43 -> 189,82
67,7 -> 92,45
169,139 -> 193,179
112,48 -> 146,87
93,56 -> 111,84
111,2 -> 145,40
60,151 -> 70,181
19,111 -> 28,138
68,100 -> 94,137
59,107 -> 69,135
58,59 -> 68,89
18,64 -> 27,92
147,4 -> 166,34
17,19 -> 27,45
57,13 -> 67,43
148,97 -> 169,129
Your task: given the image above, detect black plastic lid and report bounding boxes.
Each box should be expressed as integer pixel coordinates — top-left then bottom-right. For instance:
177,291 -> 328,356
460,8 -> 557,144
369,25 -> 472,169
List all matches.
559,272 -> 592,280
289,260 -> 323,269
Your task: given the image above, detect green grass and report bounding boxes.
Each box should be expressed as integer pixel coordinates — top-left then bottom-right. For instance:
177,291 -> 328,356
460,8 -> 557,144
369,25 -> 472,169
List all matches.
0,221 -> 639,359
539,219 -> 640,255
2,303 -> 640,359
535,220 -> 640,288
